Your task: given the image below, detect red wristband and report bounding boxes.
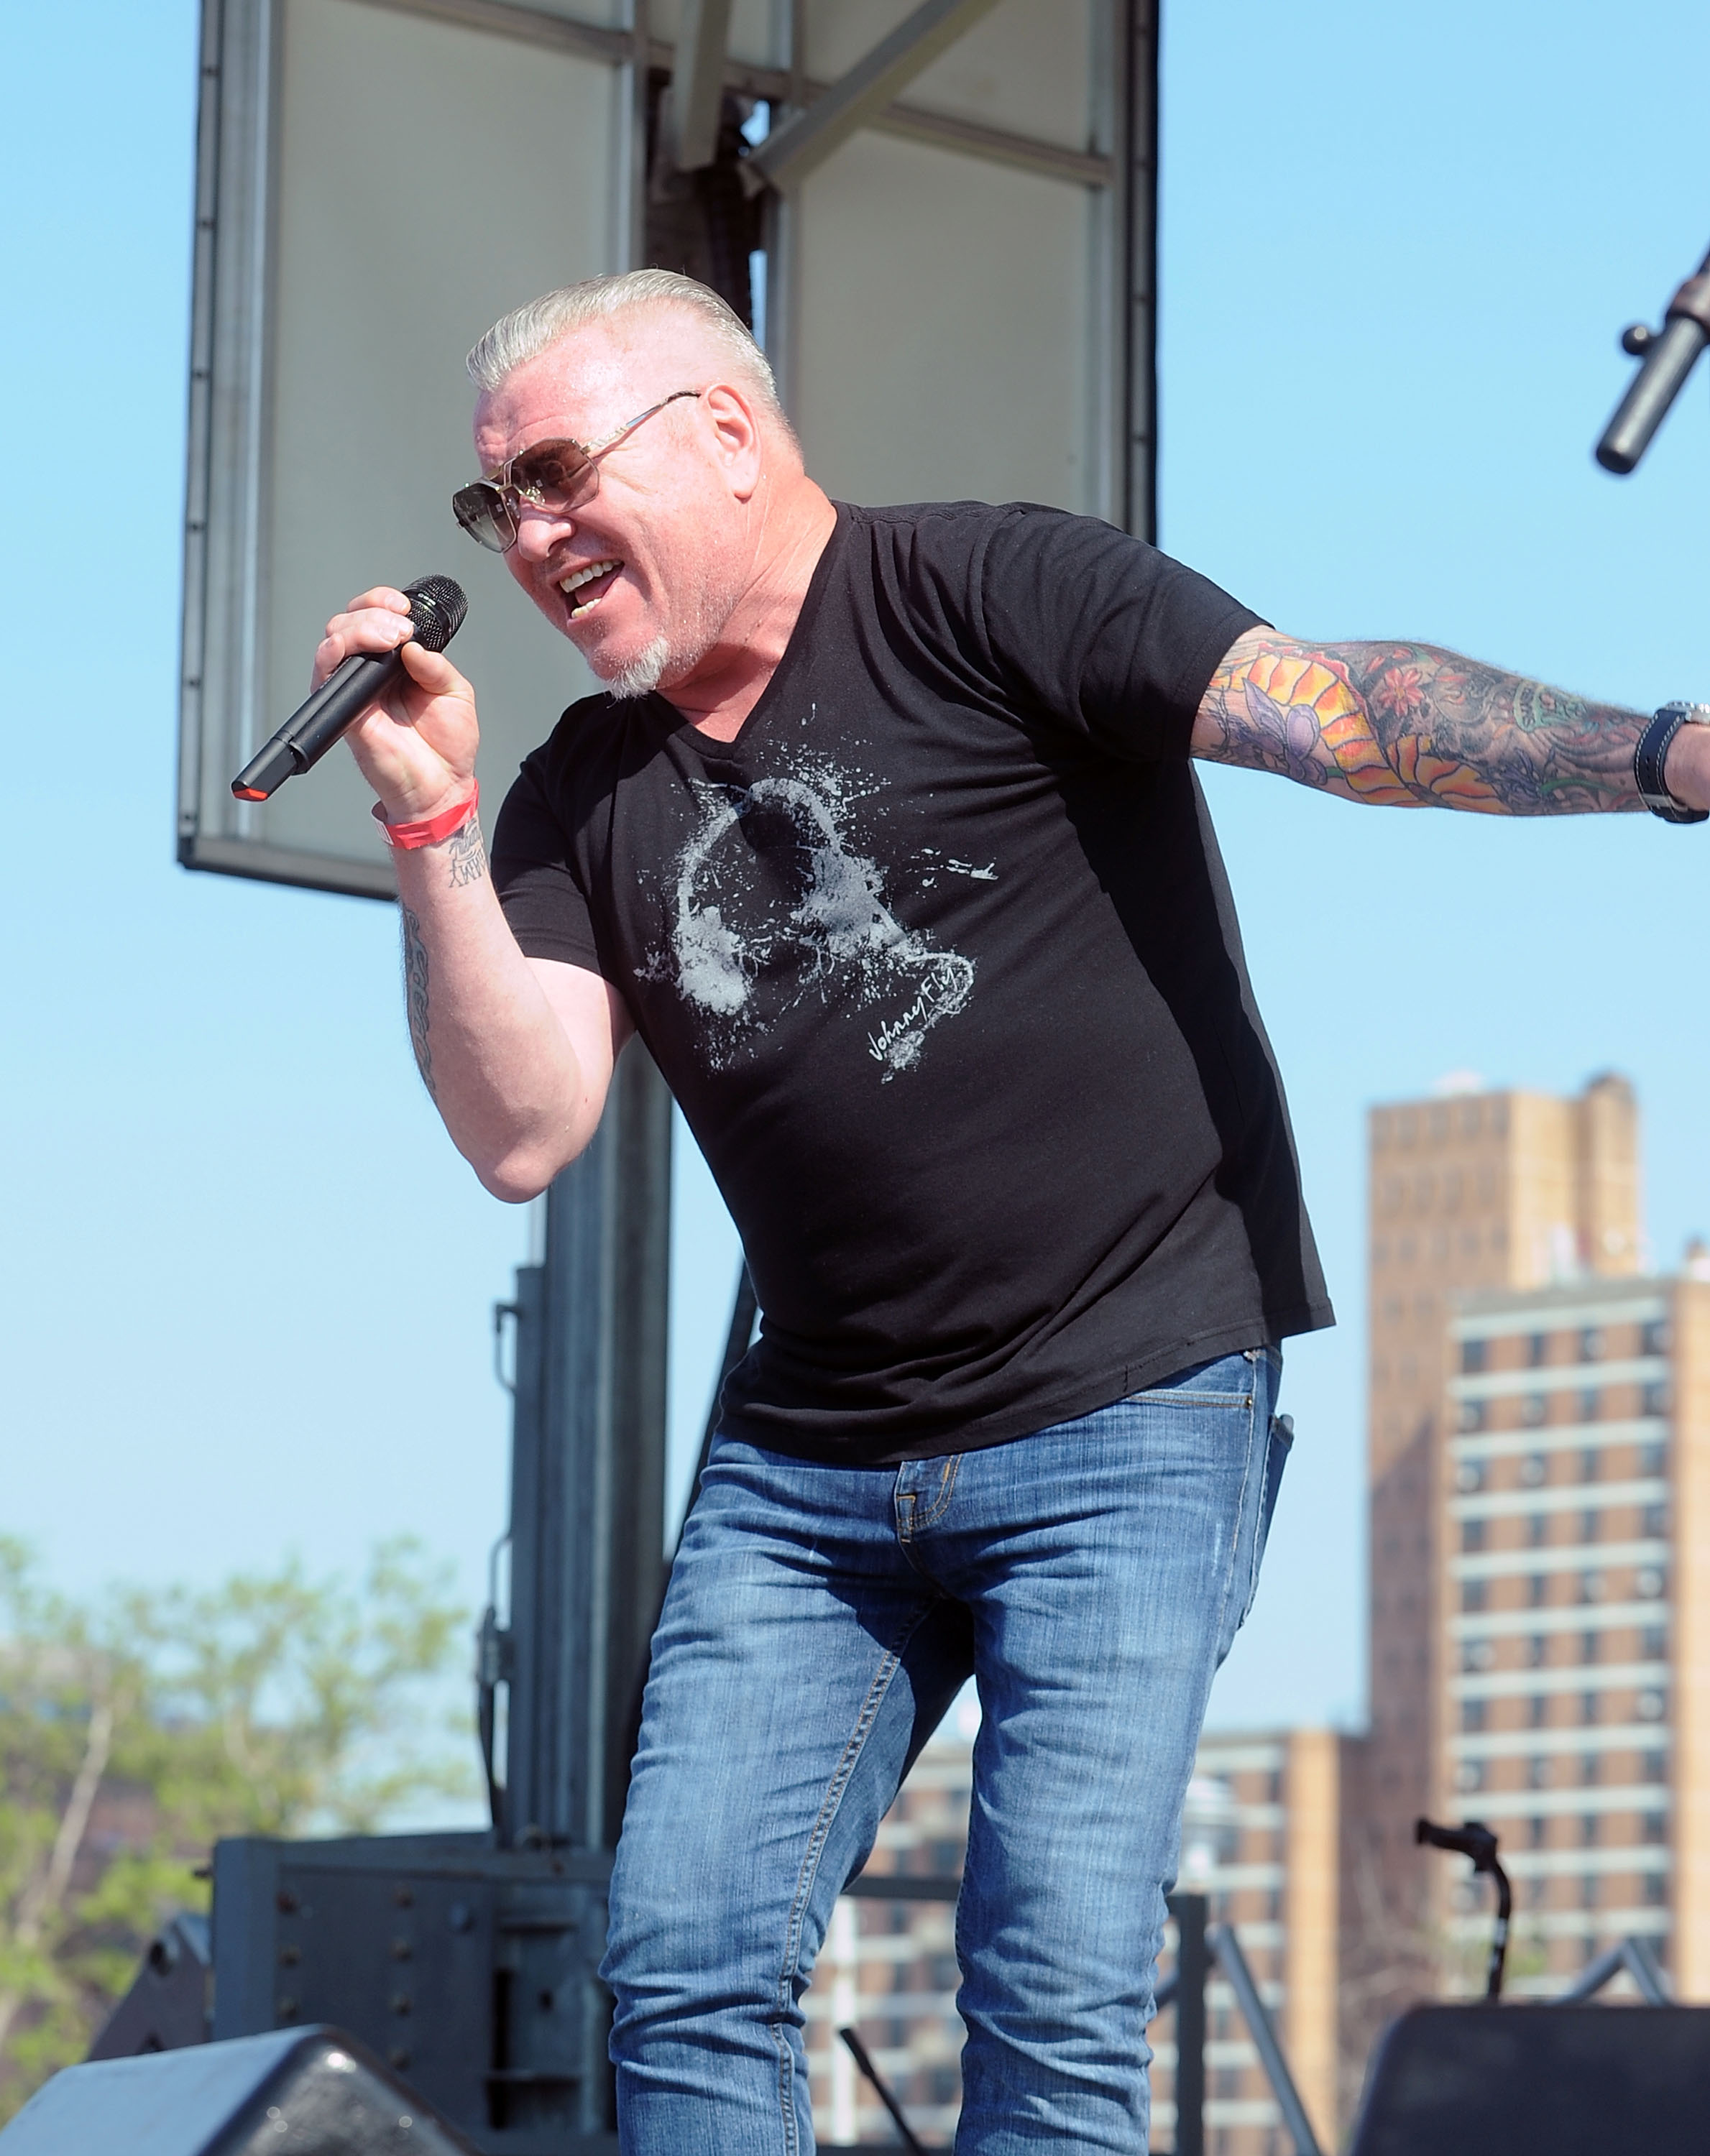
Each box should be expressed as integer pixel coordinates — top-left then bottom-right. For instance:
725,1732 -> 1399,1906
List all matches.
372,783 -> 479,851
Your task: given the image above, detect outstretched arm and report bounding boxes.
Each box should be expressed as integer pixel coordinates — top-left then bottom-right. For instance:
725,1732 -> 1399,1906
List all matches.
1192,628 -> 1710,815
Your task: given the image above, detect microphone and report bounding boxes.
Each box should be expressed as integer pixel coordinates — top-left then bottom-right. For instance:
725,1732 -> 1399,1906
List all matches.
231,575 -> 468,802
1595,241 -> 1710,475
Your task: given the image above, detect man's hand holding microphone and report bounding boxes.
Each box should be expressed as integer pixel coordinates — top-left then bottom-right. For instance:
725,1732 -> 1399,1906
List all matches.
232,581 -> 629,1201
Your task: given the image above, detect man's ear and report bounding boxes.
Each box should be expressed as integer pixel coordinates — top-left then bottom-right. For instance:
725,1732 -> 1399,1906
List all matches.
702,384 -> 764,501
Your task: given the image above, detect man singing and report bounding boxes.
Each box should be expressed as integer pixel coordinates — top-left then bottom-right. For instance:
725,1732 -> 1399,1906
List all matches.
316,270 -> 1707,2154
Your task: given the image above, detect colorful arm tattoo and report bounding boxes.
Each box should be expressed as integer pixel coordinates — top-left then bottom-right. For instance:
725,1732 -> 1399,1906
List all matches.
1194,634 -> 1648,814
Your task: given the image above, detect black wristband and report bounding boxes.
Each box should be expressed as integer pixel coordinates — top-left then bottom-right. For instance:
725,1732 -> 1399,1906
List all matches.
1634,704 -> 1709,824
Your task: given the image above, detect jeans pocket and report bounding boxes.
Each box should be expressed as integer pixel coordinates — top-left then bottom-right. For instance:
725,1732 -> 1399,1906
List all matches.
1240,1411 -> 1295,1627
1138,1349 -> 1261,1406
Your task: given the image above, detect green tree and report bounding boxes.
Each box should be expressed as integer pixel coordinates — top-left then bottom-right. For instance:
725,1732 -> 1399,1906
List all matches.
0,1536 -> 476,2116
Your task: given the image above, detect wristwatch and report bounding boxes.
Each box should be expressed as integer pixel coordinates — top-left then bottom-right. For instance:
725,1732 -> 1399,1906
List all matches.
1635,701 -> 1710,823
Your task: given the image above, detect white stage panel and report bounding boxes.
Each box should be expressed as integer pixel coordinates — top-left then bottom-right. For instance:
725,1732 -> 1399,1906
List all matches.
804,0 -> 1095,150
790,130 -> 1099,513
783,0 -> 1110,520
181,0 -> 630,898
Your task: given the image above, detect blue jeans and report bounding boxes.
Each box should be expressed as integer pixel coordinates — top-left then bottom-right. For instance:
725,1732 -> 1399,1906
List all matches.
603,1349 -> 1291,2154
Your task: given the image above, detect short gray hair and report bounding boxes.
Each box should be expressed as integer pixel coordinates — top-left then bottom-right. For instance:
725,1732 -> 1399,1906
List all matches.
466,270 -> 791,433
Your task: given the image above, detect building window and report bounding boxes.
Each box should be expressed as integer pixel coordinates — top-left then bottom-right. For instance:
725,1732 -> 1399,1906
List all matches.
1530,1634 -> 1549,1668
1577,1448 -> 1599,1484
1581,1813 -> 1601,1846
1462,1519 -> 1486,1553
1638,1690 -> 1666,1722
1462,1700 -> 1487,1733
1642,1319 -> 1668,1357
1581,1874 -> 1599,1909
1456,1760 -> 1486,1793
1463,1580 -> 1488,1613
1645,1874 -> 1668,1907
1643,1626 -> 1667,1662
1581,1754 -> 1600,1787
1579,1327 -> 1604,1364
1522,1452 -> 1548,1487
1461,1639 -> 1494,1673
1461,1338 -> 1488,1373
1643,1812 -> 1668,1844
1581,1691 -> 1600,1726
1456,1459 -> 1486,1493
1581,1510 -> 1601,1544
1523,1393 -> 1550,1427
1527,1756 -> 1550,1789
1529,1513 -> 1549,1547
1643,1382 -> 1669,1417
1458,1399 -> 1487,1434
1528,1574 -> 1548,1608
1643,1751 -> 1668,1784
1643,1504 -> 1668,1540
1578,1570 -> 1604,1605
1578,1390 -> 1601,1425
1642,1442 -> 1667,1478
1529,1816 -> 1548,1848
1637,1567 -> 1666,1600
1527,1332 -> 1548,1368
1529,1695 -> 1548,1728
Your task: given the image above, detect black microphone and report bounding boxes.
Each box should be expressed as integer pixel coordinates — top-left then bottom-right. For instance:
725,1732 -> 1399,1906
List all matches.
1595,241 -> 1710,475
231,575 -> 468,802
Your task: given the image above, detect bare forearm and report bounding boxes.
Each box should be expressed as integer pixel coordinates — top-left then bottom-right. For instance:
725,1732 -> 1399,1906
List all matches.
1194,632 -> 1675,814
393,819 -> 599,1200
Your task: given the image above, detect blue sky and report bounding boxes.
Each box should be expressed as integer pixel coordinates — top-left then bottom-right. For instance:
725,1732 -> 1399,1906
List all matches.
4,0 -> 1709,1744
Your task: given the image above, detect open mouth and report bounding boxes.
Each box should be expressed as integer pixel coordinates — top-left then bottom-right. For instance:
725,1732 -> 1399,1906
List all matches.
558,558 -> 623,619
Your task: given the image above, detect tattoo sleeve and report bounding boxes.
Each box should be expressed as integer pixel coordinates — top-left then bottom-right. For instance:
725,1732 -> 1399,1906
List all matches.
401,906 -> 436,1099
1196,635 -> 1647,814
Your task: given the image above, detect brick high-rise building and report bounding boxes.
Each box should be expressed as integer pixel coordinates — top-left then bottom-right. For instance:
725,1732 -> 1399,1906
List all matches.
1360,1074 -> 1644,2002
1434,1259 -> 1710,1993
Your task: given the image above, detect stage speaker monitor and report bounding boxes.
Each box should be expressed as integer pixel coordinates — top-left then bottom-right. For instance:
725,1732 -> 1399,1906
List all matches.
1347,2001 -> 1710,2155
0,2024 -> 477,2156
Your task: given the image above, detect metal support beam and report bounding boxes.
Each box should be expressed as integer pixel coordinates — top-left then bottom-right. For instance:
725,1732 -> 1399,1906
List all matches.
1122,0 -> 1160,543
1207,1924 -> 1325,2156
1165,1892 -> 1207,2156
503,1044 -> 672,1853
661,0 -> 734,172
1558,1932 -> 1673,2006
742,0 -> 1006,195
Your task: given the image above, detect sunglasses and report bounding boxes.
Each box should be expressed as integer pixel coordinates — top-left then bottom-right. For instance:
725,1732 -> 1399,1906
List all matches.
451,388 -> 704,553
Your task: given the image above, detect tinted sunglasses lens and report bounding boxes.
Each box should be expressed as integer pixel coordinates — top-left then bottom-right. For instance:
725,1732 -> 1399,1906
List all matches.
452,482 -> 515,553
510,440 -> 593,505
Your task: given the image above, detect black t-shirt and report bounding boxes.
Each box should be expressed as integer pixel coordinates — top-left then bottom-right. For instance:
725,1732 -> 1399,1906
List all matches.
492,501 -> 1332,1465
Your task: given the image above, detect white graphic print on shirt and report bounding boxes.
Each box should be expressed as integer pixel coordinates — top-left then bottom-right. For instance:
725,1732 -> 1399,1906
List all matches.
644,759 -> 978,1080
